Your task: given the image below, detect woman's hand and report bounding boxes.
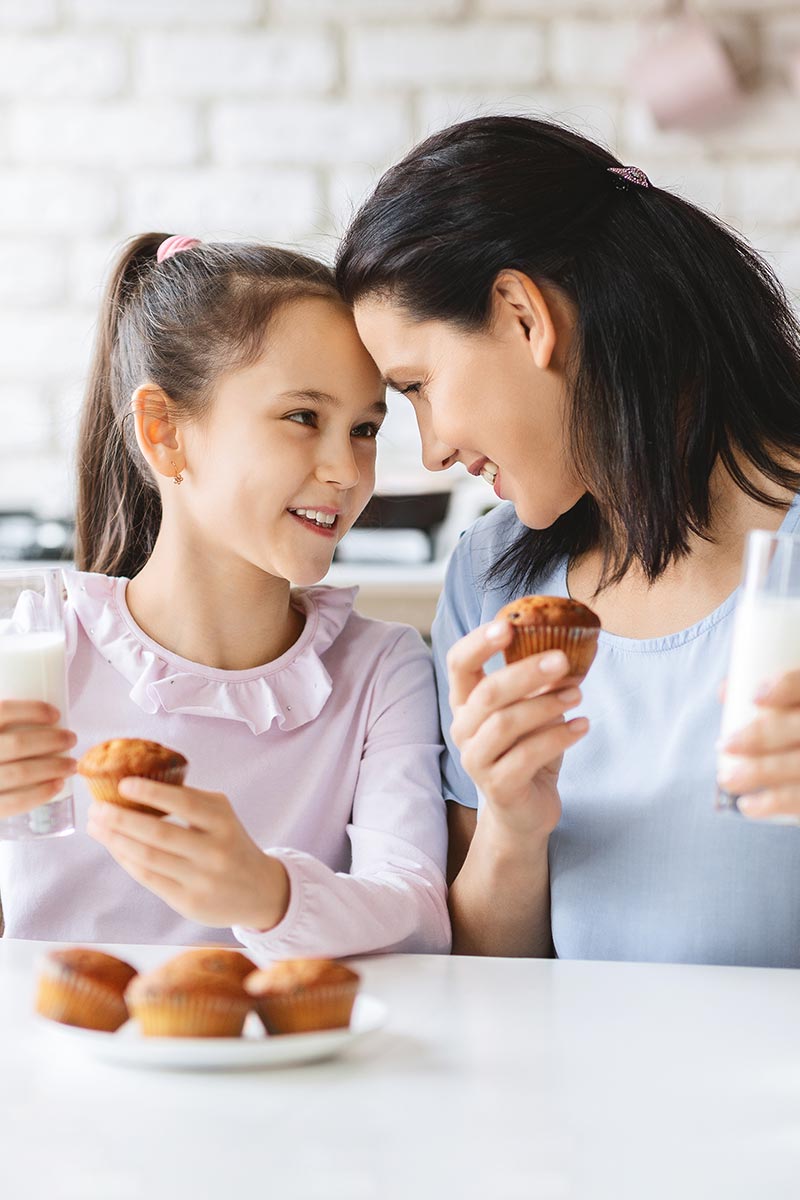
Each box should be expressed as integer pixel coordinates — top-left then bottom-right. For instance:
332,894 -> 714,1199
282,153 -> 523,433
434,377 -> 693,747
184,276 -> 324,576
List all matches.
0,700 -> 77,818
448,619 -> 588,845
87,779 -> 290,929
718,669 -> 800,822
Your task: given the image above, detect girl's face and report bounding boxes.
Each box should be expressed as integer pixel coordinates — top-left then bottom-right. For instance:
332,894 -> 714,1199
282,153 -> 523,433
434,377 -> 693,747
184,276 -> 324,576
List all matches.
179,296 -> 385,587
353,291 -> 585,530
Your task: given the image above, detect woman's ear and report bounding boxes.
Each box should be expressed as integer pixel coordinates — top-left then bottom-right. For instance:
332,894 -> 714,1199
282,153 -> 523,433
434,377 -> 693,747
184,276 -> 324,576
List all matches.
492,270 -> 557,370
130,385 -> 184,482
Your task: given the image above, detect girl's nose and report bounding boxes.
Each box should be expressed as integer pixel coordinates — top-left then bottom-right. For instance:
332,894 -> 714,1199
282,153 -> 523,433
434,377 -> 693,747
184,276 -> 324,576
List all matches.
316,439 -> 360,490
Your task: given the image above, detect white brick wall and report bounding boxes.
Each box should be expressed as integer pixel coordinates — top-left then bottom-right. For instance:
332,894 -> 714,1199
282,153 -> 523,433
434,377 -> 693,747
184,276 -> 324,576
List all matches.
0,0 -> 799,514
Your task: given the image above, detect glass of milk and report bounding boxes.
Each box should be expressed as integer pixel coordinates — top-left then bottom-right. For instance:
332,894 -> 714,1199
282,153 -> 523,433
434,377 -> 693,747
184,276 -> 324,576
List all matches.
717,529 -> 800,816
0,568 -> 75,839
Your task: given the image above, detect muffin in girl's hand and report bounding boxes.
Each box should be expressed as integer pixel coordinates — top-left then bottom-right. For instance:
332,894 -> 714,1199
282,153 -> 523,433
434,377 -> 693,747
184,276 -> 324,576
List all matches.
244,958 -> 360,1035
77,738 -> 187,817
125,951 -> 252,1038
497,595 -> 601,683
35,947 -> 137,1032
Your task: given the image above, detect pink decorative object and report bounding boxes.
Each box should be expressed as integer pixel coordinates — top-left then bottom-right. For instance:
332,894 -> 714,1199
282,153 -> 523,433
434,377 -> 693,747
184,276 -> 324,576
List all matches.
156,235 -> 202,264
628,17 -> 742,131
789,51 -> 800,96
608,166 -> 651,189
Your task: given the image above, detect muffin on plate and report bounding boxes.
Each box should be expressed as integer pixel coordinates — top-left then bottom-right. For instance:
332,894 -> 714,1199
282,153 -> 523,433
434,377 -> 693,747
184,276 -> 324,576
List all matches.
77,738 -> 187,816
245,958 -> 360,1035
125,952 -> 252,1038
35,947 -> 137,1032
162,948 -> 256,983
497,595 -> 601,682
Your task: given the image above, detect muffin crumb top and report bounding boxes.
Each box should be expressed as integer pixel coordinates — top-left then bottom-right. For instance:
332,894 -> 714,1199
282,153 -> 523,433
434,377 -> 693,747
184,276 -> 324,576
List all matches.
245,958 -> 359,996
497,595 -> 601,630
77,738 -> 187,777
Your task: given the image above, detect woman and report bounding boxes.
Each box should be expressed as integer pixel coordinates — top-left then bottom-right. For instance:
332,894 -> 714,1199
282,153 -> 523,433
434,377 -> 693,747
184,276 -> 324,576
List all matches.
335,115 -> 800,967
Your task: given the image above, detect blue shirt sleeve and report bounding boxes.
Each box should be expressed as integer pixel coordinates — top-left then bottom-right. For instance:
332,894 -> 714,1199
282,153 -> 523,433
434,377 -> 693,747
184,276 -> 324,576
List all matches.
431,526 -> 484,809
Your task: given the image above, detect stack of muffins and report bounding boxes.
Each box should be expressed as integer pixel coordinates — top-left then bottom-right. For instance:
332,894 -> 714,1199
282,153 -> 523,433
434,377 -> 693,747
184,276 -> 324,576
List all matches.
35,947 -> 360,1039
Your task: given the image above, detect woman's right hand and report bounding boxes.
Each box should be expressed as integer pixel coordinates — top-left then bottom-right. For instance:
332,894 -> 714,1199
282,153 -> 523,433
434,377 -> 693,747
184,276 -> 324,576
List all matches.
448,619 -> 589,843
0,701 -> 78,818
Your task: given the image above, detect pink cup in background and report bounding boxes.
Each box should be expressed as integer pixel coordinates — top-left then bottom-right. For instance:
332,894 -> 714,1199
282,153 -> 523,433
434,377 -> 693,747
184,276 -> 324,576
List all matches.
628,17 -> 742,131
789,51 -> 800,96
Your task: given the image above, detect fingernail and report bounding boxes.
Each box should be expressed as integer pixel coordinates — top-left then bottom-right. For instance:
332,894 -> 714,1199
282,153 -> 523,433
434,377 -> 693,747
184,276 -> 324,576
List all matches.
555,688 -> 581,704
755,679 -> 778,702
117,777 -> 140,797
486,621 -> 507,643
569,717 -> 589,733
540,651 -> 568,675
738,794 -> 767,816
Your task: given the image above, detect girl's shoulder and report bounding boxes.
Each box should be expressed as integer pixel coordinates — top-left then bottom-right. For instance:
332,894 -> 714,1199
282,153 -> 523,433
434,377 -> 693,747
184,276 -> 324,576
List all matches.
297,584 -> 429,664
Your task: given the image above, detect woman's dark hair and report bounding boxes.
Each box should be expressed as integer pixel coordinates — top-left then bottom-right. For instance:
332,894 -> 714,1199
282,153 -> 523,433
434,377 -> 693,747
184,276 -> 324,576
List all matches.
76,234 -> 338,579
336,115 -> 800,591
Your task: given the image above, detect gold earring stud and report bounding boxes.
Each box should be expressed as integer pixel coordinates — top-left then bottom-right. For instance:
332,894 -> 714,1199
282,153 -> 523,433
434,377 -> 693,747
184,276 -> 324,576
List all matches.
170,460 -> 183,486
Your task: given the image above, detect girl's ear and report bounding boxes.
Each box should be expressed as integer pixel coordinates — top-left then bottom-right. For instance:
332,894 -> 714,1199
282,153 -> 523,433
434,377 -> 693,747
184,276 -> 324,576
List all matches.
492,270 -> 557,370
130,385 -> 184,482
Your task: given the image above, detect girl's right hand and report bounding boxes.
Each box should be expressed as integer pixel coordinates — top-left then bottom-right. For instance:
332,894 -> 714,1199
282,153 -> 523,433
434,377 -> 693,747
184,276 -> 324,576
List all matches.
447,619 -> 589,843
0,701 -> 78,818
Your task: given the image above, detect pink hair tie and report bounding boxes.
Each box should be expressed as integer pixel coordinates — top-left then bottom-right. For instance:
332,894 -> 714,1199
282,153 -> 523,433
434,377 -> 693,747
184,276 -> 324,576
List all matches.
156,235 -> 202,264
607,165 -> 651,189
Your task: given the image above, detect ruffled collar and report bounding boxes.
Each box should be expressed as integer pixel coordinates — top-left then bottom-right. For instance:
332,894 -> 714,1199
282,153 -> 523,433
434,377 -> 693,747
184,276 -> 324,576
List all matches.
64,570 -> 358,735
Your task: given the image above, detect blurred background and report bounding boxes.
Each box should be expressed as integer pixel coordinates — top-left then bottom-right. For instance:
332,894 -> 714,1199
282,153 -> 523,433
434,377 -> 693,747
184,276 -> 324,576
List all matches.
1,0 -> 799,630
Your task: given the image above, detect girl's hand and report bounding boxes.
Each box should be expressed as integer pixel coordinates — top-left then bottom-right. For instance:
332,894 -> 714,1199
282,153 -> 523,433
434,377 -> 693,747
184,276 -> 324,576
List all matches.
717,669 -> 800,822
447,620 -> 588,844
87,779 -> 290,929
0,700 -> 77,819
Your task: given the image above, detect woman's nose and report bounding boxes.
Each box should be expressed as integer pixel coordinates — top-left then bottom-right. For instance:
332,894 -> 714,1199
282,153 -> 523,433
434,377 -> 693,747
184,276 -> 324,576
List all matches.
420,430 -> 459,473
415,405 -> 458,472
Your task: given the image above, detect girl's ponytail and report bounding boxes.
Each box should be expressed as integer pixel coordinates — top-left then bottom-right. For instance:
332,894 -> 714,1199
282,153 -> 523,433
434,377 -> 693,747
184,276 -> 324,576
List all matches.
75,232 -> 168,578
74,234 -> 338,579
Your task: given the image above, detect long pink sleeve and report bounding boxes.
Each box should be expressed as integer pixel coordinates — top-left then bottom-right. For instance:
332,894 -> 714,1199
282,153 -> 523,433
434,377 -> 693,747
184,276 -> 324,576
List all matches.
234,628 -> 451,960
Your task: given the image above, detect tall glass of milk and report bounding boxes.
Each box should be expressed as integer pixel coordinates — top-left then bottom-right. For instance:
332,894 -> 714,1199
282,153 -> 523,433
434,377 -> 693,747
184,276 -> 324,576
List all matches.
0,569 -> 75,839
717,530 -> 800,815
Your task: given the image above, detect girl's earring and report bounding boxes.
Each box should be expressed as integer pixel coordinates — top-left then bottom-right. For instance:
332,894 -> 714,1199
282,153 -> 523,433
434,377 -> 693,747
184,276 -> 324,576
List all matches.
170,460 -> 184,486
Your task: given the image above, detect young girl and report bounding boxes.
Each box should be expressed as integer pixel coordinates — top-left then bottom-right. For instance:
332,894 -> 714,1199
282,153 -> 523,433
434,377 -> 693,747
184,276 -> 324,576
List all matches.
336,115 -> 800,968
0,233 -> 450,958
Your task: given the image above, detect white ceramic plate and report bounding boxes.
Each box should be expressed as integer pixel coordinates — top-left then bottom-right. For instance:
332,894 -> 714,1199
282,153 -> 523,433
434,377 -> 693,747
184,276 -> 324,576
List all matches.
40,994 -> 387,1071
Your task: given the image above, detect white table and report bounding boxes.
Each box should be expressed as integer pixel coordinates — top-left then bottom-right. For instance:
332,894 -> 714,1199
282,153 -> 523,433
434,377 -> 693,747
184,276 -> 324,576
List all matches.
2,942 -> 799,1200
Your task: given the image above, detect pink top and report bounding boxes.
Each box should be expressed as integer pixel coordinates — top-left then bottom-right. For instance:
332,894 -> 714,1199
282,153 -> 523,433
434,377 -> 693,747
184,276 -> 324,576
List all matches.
0,571 -> 450,960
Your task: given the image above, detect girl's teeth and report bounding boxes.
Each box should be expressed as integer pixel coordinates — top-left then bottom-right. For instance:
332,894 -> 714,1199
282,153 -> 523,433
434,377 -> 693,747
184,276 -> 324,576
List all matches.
480,461 -> 499,485
292,508 -> 336,527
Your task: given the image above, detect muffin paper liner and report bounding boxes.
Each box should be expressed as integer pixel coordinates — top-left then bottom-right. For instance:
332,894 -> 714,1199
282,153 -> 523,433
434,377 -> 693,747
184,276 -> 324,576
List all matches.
251,981 -> 360,1035
83,764 -> 187,816
127,991 -> 251,1038
503,625 -> 600,680
36,964 -> 130,1033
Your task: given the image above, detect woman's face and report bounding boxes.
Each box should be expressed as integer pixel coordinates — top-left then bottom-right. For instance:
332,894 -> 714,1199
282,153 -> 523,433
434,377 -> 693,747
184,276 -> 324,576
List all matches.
177,296 -> 385,587
354,288 -> 585,530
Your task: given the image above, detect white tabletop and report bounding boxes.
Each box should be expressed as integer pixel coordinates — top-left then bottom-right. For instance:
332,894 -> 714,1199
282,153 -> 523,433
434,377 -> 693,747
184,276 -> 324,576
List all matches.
2,941 -> 799,1200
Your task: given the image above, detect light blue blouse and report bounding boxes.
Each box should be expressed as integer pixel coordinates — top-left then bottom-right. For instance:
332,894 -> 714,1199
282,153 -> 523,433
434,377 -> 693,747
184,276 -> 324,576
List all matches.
433,497 -> 800,967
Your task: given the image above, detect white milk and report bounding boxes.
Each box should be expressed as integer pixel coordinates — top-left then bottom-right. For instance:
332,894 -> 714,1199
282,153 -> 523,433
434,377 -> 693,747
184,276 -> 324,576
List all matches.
0,631 -> 68,714
720,594 -> 800,743
0,632 -> 71,829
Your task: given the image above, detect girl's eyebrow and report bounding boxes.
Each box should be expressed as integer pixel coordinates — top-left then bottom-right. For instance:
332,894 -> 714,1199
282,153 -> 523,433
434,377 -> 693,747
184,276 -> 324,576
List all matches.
279,388 -> 387,416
